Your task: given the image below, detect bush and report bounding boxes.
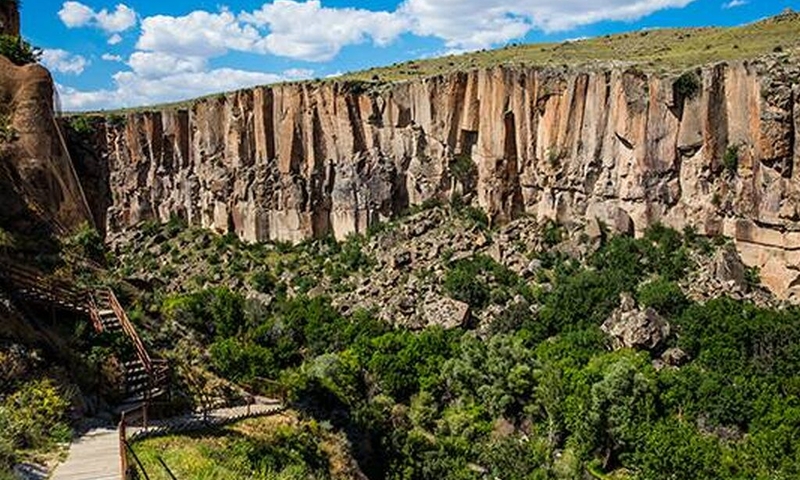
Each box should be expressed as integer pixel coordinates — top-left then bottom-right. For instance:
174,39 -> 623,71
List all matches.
68,115 -> 94,135
162,288 -> 245,339
0,35 -> 40,66
637,277 -> 688,318
542,219 -> 564,247
209,338 -> 276,382
449,153 -> 477,187
249,268 -> 278,294
64,222 -> 105,262
444,264 -> 490,309
0,379 -> 70,452
674,71 -> 701,100
723,145 -> 738,174
444,255 -> 522,311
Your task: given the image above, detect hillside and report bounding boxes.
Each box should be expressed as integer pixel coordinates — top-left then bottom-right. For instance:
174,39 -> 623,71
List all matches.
343,9 -> 800,83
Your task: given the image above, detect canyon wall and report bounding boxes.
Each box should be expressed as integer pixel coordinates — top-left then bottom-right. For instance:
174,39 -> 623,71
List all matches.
76,56 -> 800,299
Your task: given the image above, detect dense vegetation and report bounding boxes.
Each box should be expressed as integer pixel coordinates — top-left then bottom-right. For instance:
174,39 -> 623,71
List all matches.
0,34 -> 40,66
133,223 -> 800,479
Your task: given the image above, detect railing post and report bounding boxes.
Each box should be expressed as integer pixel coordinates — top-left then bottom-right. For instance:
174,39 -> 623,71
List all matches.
143,398 -> 149,431
119,414 -> 127,480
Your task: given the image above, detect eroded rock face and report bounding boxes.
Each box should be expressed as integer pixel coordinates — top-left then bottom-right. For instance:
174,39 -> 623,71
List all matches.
77,54 -> 800,299
0,55 -> 92,235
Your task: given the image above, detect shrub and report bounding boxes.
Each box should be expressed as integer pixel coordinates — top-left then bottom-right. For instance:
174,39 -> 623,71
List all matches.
0,114 -> 15,143
162,288 -> 245,339
209,338 -> 276,382
637,277 -> 688,318
63,222 -> 105,262
444,262 -> 490,309
0,378 -> 70,451
449,153 -> 477,186
0,35 -> 40,66
68,115 -> 94,135
250,268 -> 278,294
723,145 -> 738,174
674,71 -> 701,100
542,219 -> 564,247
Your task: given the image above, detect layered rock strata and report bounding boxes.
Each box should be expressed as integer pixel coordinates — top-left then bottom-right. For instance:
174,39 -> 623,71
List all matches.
77,55 -> 800,299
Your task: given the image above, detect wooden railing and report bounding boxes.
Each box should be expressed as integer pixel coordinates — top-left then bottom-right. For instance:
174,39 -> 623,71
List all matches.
101,288 -> 153,373
0,259 -> 86,312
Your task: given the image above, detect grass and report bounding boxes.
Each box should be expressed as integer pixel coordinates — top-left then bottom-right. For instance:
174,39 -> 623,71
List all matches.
341,11 -> 800,83
70,11 -> 800,116
131,413 -> 350,480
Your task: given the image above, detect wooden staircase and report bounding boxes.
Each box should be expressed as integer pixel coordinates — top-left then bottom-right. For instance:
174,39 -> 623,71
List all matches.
0,259 -> 169,404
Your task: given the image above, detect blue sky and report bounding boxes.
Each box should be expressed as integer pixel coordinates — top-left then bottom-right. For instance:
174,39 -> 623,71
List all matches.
25,0 -> 799,111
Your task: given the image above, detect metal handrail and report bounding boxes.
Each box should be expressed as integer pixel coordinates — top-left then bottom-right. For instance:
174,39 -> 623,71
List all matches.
122,438 -> 151,480
157,457 -> 179,480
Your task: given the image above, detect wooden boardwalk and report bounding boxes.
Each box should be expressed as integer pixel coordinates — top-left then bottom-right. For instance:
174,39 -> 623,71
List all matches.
51,402 -> 283,480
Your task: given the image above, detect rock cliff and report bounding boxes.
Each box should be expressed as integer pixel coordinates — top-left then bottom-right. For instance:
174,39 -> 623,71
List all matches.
0,1 -> 19,37
73,52 -> 800,299
0,54 -> 93,237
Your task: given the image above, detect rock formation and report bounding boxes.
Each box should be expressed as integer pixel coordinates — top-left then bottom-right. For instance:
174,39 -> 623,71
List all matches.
0,54 -> 93,236
602,293 -> 671,351
0,1 -> 19,37
69,51 -> 800,299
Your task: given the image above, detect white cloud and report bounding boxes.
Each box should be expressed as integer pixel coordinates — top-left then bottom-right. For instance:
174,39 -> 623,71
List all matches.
58,2 -> 137,33
398,0 -> 697,48
241,0 -> 410,61
127,51 -> 207,79
130,0 -> 698,63
58,68 -> 313,111
137,10 -> 262,58
723,0 -> 747,8
108,33 -> 123,45
101,53 -> 122,62
41,49 -> 89,75
58,1 -> 94,28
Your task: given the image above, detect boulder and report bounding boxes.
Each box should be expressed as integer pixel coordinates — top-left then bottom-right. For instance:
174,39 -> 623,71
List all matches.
712,245 -> 747,289
420,295 -> 470,329
661,347 -> 689,367
602,293 -> 671,351
393,250 -> 413,269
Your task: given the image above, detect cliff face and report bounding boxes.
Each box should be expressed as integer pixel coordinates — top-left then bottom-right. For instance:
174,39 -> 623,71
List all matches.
0,54 -> 93,236
0,1 -> 19,37
80,55 -> 800,299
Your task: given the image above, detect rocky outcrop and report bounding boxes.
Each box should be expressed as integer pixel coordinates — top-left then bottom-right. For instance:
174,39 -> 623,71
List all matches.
602,293 -> 671,351
0,54 -> 93,236
74,51 -> 800,299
